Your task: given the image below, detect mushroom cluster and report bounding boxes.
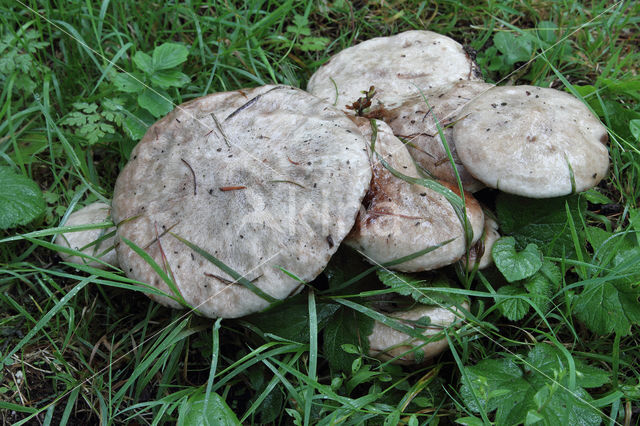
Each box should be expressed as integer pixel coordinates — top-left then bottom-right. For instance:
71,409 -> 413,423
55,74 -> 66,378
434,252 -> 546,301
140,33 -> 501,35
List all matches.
56,30 -> 609,365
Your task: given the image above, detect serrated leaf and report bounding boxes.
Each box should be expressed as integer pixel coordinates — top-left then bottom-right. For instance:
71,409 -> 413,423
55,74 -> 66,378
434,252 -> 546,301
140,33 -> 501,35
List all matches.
376,269 -> 465,306
286,14 -> 311,36
574,270 -> 640,336
152,43 -> 189,70
523,260 -> 561,314
300,36 -> 329,51
61,111 -> 87,127
0,167 -> 46,229
151,69 -> 190,88
137,87 -> 173,117
526,345 -> 609,389
112,71 -> 145,93
577,227 -> 640,335
73,102 -> 98,113
323,307 -> 373,372
244,298 -> 339,342
461,346 -> 603,426
496,284 -> 530,321
493,237 -> 542,283
177,389 -> 240,426
496,194 -> 584,257
133,51 -> 154,74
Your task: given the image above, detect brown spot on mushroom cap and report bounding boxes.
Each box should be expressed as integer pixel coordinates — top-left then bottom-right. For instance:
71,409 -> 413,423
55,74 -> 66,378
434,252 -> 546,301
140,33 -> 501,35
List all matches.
345,120 -> 484,272
383,80 -> 494,192
368,301 -> 469,364
453,85 -> 610,198
55,202 -> 117,269
307,31 -> 482,113
112,85 -> 372,318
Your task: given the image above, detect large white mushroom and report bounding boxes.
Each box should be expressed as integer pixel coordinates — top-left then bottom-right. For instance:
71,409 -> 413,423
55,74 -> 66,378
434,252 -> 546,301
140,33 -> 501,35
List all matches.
452,85 -> 610,198
345,118 -> 484,272
308,30 -> 482,113
112,85 -> 372,318
55,202 -> 117,269
368,301 -> 469,364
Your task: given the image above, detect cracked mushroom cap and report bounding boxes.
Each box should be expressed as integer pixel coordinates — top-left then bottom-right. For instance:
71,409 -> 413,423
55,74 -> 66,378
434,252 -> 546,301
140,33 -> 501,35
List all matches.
112,85 -> 372,318
384,80 -> 494,192
307,30 -> 482,113
56,202 -> 117,269
464,217 -> 500,271
344,119 -> 484,272
368,301 -> 469,364
453,85 -> 610,198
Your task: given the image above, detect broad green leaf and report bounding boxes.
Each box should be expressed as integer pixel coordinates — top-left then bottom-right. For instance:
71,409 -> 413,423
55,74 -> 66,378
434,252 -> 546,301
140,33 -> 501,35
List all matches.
496,284 -> 530,321
493,237 -> 542,283
630,119 -> 640,141
577,227 -> 640,335
461,346 -> 603,426
526,345 -> 609,389
582,189 -> 614,205
0,167 -> 45,229
536,20 -> 557,44
496,194 -> 584,256
376,269 -> 466,306
133,50 -> 154,74
523,260 -> 561,314
323,307 -> 373,372
112,71 -> 145,93
177,389 -> 240,426
244,298 -> 340,342
573,271 -> 640,336
152,43 -> 189,70
151,69 -> 190,88
493,32 -> 533,65
137,87 -> 173,117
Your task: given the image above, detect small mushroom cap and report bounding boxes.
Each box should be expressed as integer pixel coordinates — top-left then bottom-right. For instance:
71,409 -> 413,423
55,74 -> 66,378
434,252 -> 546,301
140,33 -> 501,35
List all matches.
345,119 -> 484,272
368,301 -> 469,365
464,217 -> 500,271
55,202 -> 117,269
453,85 -> 610,198
384,81 -> 494,191
112,85 -> 372,318
307,30 -> 482,112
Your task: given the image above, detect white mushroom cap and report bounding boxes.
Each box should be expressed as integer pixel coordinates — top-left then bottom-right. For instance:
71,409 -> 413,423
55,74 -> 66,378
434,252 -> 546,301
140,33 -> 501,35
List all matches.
55,202 -> 117,269
307,30 -> 482,113
112,85 -> 372,318
368,301 -> 469,364
453,85 -> 610,198
384,81 -> 494,191
464,217 -> 500,271
345,119 -> 484,272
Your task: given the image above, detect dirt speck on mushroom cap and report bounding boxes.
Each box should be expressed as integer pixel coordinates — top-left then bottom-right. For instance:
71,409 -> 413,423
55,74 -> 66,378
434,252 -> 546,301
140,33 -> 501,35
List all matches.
112,85 -> 372,318
307,30 -> 482,113
453,85 -> 610,198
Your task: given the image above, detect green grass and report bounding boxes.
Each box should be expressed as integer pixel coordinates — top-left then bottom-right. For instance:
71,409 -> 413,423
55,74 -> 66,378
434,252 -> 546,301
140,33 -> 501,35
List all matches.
1,0 -> 640,424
